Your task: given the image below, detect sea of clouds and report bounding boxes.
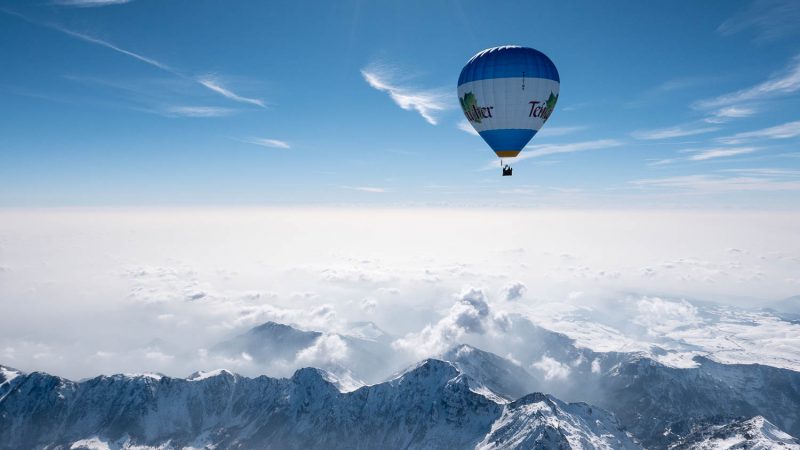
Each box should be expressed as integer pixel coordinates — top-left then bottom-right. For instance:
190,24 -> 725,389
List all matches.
0,208 -> 798,380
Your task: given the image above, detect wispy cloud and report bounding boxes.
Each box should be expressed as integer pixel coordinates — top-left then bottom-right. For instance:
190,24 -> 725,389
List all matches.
631,124 -> 719,140
647,158 -> 678,167
720,168 -> 800,177
239,137 -> 291,149
718,0 -> 800,42
361,64 -> 449,125
481,139 -> 621,170
342,186 -> 387,193
688,147 -> 758,161
652,77 -> 707,93
52,0 -> 132,6
1,9 -> 265,109
704,106 -> 757,124
694,55 -> 800,110
517,139 -> 622,159
163,106 -> 236,117
456,120 -> 479,136
631,174 -> 800,192
536,125 -> 587,138
717,120 -> 800,144
197,77 -> 266,108
49,22 -> 174,72
650,146 -> 759,166
523,139 -> 622,158
626,77 -> 713,107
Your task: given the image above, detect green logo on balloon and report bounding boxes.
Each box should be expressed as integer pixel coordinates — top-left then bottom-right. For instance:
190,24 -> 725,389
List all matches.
460,92 -> 494,123
529,92 -> 558,121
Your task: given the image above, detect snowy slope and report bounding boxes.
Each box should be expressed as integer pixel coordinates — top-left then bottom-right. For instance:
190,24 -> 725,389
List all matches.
0,365 -> 21,401
4,340 -> 799,449
439,344 -> 541,402
0,359 -> 635,450
512,296 -> 800,372
452,315 -> 800,448
591,355 -> 800,448
668,416 -> 800,449
433,337 -> 800,448
478,392 -> 639,450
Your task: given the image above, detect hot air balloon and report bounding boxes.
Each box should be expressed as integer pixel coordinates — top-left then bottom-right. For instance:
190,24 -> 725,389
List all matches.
458,46 -> 560,176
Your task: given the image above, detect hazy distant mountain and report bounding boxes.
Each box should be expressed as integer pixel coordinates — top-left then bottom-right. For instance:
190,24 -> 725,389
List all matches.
344,320 -> 393,341
0,360 -> 637,450
212,321 -> 399,384
212,321 -> 322,361
768,295 -> 800,321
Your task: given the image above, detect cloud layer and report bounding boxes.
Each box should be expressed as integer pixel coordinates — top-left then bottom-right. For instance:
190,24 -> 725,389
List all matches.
1,208 -> 799,381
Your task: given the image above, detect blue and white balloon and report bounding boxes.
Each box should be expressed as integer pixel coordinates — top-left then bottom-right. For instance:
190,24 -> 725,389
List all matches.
458,46 -> 560,158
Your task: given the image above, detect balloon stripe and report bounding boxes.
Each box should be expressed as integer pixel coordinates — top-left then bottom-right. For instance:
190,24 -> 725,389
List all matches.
479,129 -> 537,153
458,46 -> 559,86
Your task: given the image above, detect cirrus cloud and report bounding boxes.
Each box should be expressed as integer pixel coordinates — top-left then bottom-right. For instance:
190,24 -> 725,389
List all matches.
239,137 -> 291,149
717,120 -> 800,145
361,64 -> 450,125
694,54 -> 800,110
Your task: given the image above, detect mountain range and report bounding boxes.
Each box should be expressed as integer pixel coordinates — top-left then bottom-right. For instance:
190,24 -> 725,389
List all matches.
0,359 -> 638,450
2,319 -> 799,449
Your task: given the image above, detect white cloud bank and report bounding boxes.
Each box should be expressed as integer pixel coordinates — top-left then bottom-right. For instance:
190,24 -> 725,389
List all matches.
1,208 -> 799,379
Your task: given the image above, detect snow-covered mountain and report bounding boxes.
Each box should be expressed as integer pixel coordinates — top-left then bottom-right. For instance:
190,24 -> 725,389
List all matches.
590,355 -> 800,448
451,315 -> 800,447
478,393 -> 639,450
668,416 -> 800,449
0,360 -> 636,450
439,344 -> 540,402
217,318 -> 800,448
4,334 -> 800,449
0,365 -> 21,401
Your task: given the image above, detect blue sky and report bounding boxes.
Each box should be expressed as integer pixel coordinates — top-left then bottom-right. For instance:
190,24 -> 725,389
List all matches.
1,0 -> 799,208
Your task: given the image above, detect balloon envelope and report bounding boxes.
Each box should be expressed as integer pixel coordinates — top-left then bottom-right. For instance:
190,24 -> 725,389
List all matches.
458,46 -> 560,158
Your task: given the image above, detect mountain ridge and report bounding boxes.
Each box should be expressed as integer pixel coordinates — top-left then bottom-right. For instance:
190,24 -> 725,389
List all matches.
0,357 -> 637,450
